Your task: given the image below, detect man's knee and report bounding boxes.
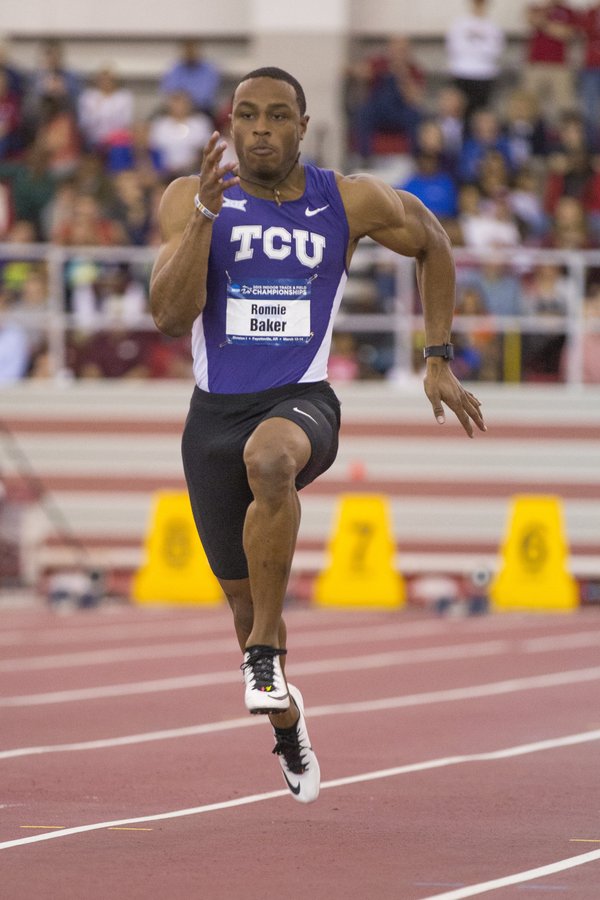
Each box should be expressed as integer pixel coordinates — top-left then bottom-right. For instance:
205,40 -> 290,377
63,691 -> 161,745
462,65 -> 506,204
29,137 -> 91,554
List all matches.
243,440 -> 298,498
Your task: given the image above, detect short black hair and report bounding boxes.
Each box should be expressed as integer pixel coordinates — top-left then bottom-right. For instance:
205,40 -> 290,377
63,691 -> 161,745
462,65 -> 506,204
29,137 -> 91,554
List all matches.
235,67 -> 307,116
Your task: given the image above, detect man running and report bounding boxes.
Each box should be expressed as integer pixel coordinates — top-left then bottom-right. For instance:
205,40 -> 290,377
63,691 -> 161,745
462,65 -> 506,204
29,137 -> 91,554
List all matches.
150,67 -> 486,804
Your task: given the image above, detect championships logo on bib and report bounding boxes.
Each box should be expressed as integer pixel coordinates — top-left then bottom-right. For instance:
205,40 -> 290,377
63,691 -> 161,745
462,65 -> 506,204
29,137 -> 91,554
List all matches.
225,277 -> 315,345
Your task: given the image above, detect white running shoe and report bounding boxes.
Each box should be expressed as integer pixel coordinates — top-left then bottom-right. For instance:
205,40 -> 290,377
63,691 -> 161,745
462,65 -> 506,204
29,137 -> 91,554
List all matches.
241,645 -> 289,714
272,683 -> 320,803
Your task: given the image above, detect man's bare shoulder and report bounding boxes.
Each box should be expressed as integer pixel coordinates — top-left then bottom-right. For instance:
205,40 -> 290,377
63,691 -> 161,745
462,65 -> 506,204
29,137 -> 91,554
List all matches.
158,175 -> 199,236
160,175 -> 198,207
334,171 -> 406,238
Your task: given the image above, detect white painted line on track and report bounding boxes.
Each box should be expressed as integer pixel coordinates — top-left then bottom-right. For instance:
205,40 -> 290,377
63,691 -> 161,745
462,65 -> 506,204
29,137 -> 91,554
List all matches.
0,639 -> 512,706
3,627 -> 600,673
0,614 -> 236,646
0,607 -> 580,649
421,849 -> 600,899
0,621 -> 502,672
1,727 -> 600,852
2,665 -> 600,760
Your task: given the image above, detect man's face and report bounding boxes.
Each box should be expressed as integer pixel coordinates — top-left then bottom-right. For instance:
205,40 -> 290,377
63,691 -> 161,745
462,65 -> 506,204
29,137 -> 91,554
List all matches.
229,77 -> 308,178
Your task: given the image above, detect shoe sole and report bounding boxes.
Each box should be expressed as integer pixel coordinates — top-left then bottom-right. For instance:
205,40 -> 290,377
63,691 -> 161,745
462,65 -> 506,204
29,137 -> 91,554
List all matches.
246,691 -> 290,715
249,703 -> 289,715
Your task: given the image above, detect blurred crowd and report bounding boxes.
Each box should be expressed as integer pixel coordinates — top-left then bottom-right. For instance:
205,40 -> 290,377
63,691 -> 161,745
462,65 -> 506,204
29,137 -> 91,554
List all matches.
345,0 -> 600,384
1,2 -> 600,384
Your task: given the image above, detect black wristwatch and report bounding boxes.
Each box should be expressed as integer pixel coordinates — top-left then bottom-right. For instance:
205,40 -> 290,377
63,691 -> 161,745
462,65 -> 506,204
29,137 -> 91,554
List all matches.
423,343 -> 454,360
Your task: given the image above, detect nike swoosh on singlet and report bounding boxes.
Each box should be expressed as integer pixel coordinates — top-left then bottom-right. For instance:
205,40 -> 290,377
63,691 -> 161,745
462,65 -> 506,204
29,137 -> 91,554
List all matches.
282,771 -> 301,795
293,407 -> 318,425
305,205 -> 329,217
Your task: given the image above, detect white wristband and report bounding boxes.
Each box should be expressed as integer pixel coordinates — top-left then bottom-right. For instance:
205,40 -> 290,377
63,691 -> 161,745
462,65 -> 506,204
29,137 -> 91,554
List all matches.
194,193 -> 219,220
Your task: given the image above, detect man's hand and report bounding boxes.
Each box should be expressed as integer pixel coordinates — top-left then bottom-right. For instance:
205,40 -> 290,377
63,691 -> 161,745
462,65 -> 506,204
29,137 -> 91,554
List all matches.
197,131 -> 240,216
424,359 -> 486,438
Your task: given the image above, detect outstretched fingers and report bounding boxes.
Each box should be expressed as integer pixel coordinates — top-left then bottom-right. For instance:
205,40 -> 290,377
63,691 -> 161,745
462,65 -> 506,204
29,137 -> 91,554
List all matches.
441,389 -> 487,438
197,132 -> 240,213
425,371 -> 487,438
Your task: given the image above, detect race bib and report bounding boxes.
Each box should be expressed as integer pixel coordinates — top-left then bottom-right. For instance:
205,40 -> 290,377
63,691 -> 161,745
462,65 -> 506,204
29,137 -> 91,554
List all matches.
225,277 -> 313,345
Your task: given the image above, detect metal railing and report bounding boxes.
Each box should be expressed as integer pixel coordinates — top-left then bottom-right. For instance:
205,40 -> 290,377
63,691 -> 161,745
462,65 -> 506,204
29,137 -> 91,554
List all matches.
1,241 -> 599,385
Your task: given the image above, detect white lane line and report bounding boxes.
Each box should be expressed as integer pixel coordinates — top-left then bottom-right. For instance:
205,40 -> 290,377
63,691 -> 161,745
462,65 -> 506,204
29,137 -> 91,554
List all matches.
0,607 -> 580,649
3,627 -> 600,674
0,620 -> 502,672
0,605 -> 406,648
523,631 -> 600,652
0,614 -> 235,646
0,640 -> 512,706
2,727 -> 600,852
2,665 -> 600,761
422,849 -> 600,899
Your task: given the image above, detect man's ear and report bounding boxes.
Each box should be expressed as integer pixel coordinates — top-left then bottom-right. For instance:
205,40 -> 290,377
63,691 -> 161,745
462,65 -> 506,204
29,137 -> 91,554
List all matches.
299,114 -> 310,140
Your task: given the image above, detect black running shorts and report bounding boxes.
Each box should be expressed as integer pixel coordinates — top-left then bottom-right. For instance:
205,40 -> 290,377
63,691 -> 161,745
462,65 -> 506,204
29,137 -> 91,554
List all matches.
181,380 -> 341,580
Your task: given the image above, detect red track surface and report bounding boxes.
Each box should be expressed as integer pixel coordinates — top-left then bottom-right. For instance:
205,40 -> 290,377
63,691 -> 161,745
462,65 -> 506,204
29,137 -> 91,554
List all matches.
2,600 -> 600,899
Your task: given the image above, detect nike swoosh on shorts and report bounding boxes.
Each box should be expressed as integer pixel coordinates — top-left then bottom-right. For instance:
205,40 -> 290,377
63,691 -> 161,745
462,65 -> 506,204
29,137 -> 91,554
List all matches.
293,406 -> 318,425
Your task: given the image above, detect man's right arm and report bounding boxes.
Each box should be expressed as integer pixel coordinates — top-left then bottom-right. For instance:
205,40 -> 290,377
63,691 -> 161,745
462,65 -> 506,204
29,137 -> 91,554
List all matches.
150,131 -> 239,337
149,176 -> 214,337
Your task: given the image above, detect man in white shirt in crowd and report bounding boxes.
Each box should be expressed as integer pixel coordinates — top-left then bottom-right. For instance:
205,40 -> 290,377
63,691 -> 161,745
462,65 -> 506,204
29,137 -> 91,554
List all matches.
446,0 -> 505,127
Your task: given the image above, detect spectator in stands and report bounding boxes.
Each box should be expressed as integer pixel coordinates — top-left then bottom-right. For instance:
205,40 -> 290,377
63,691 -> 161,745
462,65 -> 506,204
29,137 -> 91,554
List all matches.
456,183 -> 521,249
0,143 -> 58,238
476,148 -> 512,201
522,1 -> 577,119
71,150 -> 116,206
543,112 -> 600,221
431,85 -> 468,172
1,225 -> 36,303
545,195 -> 596,249
328,333 -> 360,382
147,332 -> 193,379
398,150 -> 459,223
457,108 -> 515,183
159,39 -> 221,117
466,259 -> 523,316
149,90 -> 213,176
454,283 -> 500,380
574,5 -> 600,149
36,92 -> 82,178
143,179 -> 169,247
109,169 -> 152,245
461,259 -> 522,381
26,39 -> 81,121
9,263 -> 50,369
445,0 -> 506,127
508,164 -> 550,239
52,193 -> 126,246
347,35 -> 426,164
0,287 -> 31,382
0,37 -> 24,98
414,118 -> 456,170
72,326 -> 153,378
70,262 -> 147,331
126,120 -> 163,188
503,88 -> 550,167
521,261 -> 569,380
0,68 -> 22,159
77,67 -> 134,152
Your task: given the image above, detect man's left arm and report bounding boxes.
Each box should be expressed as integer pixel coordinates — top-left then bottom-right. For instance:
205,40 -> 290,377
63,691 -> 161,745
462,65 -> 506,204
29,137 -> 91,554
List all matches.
340,176 -> 486,437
